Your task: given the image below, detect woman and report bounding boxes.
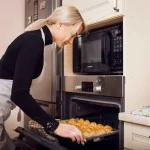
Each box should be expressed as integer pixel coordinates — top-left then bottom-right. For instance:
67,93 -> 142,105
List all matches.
0,5 -> 86,150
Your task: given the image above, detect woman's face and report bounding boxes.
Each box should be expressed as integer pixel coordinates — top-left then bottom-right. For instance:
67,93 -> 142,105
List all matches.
54,23 -> 83,48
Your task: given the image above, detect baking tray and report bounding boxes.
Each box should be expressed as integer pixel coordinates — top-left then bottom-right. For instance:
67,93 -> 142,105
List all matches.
28,119 -> 119,143
59,119 -> 119,142
85,129 -> 119,142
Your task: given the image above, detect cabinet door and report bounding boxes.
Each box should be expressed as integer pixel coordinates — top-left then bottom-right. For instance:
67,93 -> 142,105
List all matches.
132,124 -> 150,150
133,134 -> 150,150
63,0 -> 124,26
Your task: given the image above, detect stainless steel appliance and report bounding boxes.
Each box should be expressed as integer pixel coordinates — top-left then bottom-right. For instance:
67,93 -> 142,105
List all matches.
73,23 -> 123,75
62,75 -> 125,150
24,0 -> 62,130
64,75 -> 124,97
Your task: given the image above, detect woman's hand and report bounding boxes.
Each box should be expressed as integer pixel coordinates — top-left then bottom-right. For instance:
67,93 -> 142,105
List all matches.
54,123 -> 86,145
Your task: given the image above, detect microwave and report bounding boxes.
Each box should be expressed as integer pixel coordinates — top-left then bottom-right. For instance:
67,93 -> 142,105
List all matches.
73,23 -> 123,75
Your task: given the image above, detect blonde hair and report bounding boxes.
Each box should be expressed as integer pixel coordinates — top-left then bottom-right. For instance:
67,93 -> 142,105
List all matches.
25,5 -> 87,34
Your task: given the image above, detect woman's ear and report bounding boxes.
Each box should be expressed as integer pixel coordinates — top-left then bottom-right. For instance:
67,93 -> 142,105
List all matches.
56,22 -> 62,30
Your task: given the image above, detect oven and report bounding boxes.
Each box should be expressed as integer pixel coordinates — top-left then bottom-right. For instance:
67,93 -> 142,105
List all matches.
14,75 -> 125,150
61,75 -> 125,150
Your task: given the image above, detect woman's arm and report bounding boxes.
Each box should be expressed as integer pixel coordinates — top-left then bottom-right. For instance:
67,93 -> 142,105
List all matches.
11,35 -> 59,132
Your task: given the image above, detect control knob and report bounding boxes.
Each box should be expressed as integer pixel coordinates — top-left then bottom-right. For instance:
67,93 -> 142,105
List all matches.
93,85 -> 102,92
75,85 -> 82,90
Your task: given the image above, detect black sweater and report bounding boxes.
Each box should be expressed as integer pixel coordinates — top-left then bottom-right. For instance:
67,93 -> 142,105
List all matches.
0,25 -> 59,132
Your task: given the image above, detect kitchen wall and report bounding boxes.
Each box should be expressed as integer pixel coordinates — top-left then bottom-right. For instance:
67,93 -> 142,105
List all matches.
0,1 -> 25,138
123,0 -> 150,112
123,0 -> 150,148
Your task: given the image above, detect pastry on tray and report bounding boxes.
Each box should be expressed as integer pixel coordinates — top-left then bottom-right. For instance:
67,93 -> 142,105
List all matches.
60,118 -> 113,137
28,118 -> 113,140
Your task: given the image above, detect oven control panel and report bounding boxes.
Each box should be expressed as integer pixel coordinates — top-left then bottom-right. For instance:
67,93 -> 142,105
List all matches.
74,77 -> 102,93
75,85 -> 82,90
65,76 -> 124,97
75,83 -> 102,93
93,85 -> 102,92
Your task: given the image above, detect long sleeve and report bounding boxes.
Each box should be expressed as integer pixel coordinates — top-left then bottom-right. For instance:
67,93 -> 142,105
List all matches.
11,35 -> 59,132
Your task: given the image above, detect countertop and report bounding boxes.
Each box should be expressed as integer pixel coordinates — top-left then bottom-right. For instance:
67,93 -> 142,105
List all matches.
119,112 -> 150,126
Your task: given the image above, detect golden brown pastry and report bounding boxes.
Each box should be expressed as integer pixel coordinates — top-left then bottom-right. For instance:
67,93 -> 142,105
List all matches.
104,125 -> 113,133
97,124 -> 104,128
68,118 -> 76,125
83,120 -> 90,126
60,120 -> 67,124
75,122 -> 81,128
68,118 -> 75,122
78,118 -> 84,124
99,128 -> 106,133
105,128 -> 112,133
90,122 -> 97,127
59,118 -> 113,137
104,125 -> 113,130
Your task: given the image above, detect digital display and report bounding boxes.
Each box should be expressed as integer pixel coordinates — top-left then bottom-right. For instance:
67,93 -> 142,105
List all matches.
82,82 -> 93,92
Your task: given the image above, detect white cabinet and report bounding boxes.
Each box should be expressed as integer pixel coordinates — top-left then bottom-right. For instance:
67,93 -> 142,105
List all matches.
119,113 -> 150,150
62,0 -> 124,26
124,123 -> 150,150
132,124 -> 150,150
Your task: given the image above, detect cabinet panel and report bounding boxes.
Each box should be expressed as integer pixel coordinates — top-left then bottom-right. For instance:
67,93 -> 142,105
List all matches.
124,122 -> 133,149
133,124 -> 150,138
133,134 -> 150,150
63,0 -> 124,26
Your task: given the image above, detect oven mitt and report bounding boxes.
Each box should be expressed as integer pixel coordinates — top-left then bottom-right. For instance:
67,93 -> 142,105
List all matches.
28,120 -> 58,143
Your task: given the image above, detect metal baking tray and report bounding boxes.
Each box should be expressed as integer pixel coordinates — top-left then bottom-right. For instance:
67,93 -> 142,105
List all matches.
59,119 -> 119,142
85,129 -> 119,142
27,119 -> 119,143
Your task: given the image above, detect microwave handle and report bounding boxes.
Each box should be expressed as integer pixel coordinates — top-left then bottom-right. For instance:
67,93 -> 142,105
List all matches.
102,33 -> 108,65
102,31 -> 112,66
102,33 -> 105,64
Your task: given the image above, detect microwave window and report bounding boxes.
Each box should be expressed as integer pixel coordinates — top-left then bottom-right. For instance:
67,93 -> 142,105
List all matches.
82,39 -> 102,63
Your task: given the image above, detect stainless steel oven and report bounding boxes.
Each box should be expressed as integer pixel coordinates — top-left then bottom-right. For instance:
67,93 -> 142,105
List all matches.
61,75 -> 125,150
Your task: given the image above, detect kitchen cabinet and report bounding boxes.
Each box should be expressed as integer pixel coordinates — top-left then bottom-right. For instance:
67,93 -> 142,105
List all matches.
119,113 -> 150,150
132,124 -> 150,150
62,0 -> 124,26
125,123 -> 150,150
